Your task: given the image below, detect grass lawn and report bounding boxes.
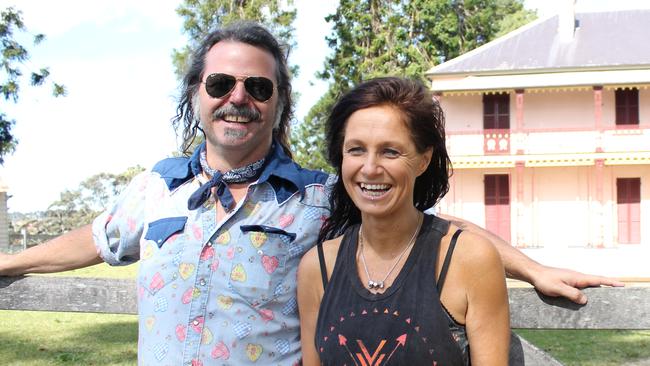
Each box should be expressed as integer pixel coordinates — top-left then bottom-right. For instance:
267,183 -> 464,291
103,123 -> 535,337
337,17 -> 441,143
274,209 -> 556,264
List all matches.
516,329 -> 650,366
3,263 -> 649,365
0,311 -> 137,366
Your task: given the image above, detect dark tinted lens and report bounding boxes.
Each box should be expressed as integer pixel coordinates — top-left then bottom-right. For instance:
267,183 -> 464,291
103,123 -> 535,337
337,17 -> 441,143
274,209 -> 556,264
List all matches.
205,73 -> 236,98
244,77 -> 274,102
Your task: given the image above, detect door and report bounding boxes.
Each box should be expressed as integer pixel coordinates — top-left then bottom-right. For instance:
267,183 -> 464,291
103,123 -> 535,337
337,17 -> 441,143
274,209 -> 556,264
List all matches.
484,174 -> 511,243
617,178 -> 641,244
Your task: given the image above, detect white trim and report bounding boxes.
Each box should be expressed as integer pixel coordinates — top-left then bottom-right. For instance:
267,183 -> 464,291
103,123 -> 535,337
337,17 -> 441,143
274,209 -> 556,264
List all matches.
430,69 -> 650,92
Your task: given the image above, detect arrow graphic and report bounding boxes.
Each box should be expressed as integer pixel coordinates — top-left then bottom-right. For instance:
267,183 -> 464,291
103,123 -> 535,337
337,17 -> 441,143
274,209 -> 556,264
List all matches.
338,334 -> 360,366
382,334 -> 407,365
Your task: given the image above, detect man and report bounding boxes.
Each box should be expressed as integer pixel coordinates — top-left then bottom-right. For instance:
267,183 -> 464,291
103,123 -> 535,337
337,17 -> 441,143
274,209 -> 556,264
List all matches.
0,22 -> 621,365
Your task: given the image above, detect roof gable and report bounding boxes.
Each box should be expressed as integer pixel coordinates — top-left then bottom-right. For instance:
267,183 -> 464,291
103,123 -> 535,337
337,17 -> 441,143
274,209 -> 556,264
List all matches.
427,10 -> 650,76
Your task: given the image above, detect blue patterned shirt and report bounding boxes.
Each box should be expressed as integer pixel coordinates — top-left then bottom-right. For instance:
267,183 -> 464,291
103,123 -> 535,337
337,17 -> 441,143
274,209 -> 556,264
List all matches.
92,142 -> 332,365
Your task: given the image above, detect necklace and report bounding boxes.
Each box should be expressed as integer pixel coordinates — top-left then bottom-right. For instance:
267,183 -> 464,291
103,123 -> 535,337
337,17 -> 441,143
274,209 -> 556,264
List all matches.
358,214 -> 423,290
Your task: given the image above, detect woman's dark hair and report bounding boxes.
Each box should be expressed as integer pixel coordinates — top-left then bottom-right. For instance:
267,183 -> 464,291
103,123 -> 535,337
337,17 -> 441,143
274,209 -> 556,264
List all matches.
319,77 -> 451,243
172,21 -> 293,157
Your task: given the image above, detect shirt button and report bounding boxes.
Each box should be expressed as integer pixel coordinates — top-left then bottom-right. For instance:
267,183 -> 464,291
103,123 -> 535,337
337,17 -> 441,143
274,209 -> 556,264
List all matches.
199,279 -> 206,286
192,319 -> 199,326
257,250 -> 263,255
207,242 -> 213,247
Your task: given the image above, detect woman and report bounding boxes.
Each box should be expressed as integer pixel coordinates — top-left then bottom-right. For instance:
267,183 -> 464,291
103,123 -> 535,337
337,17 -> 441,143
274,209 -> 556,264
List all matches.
297,77 -> 510,365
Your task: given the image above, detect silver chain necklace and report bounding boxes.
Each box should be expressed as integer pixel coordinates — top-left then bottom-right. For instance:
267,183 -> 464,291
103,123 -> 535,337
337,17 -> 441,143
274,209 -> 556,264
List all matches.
358,214 -> 423,290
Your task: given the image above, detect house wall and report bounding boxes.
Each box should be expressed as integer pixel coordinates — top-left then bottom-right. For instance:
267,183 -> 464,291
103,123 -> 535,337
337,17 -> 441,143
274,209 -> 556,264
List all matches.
438,94 -> 483,131
642,89 -> 650,124
529,166 -> 596,248
441,165 -> 649,248
440,87 -> 649,247
440,168 -> 487,222
523,90 -> 595,130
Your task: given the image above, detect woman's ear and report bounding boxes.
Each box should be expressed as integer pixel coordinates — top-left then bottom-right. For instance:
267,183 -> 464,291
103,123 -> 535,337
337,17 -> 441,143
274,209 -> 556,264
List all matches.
418,147 -> 433,176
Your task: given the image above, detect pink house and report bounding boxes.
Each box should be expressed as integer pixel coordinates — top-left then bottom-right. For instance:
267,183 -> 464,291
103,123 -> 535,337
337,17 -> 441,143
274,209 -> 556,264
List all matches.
426,7 -> 650,278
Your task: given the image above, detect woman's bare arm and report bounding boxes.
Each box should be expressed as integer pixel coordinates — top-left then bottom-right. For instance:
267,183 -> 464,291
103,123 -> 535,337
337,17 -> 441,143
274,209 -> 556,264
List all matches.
459,232 -> 510,365
297,245 -> 326,366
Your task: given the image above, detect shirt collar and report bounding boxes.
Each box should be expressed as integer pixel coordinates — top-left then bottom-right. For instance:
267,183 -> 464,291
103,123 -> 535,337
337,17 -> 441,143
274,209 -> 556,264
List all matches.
161,140 -> 306,203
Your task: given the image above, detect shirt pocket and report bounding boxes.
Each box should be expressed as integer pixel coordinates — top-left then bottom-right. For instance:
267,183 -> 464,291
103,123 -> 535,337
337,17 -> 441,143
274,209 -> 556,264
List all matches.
228,225 -> 296,308
140,216 -> 188,295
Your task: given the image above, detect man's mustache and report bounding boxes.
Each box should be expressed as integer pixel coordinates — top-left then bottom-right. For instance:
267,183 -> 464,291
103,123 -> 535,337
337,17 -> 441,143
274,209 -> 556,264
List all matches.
212,104 -> 261,122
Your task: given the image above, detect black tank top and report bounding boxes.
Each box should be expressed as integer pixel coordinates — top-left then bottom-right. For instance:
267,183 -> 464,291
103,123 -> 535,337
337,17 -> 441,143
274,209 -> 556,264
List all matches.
315,214 -> 470,365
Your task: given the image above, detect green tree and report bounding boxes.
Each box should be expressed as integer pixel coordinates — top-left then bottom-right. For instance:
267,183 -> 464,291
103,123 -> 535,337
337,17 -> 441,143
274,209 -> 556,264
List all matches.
35,166 -> 145,235
291,0 -> 535,171
0,7 -> 66,164
172,0 -> 297,78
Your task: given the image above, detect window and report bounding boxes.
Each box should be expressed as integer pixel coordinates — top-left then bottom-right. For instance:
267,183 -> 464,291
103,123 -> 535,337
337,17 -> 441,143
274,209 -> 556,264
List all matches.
617,178 -> 641,244
615,88 -> 639,125
484,174 -> 511,243
483,93 -> 510,129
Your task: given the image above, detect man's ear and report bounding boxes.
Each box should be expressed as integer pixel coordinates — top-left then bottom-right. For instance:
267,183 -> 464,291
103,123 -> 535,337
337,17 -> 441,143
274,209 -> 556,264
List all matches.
273,99 -> 284,129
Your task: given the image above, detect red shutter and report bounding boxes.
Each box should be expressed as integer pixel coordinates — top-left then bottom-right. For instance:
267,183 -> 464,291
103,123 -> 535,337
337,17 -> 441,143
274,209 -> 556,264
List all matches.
483,93 -> 510,130
615,89 -> 639,125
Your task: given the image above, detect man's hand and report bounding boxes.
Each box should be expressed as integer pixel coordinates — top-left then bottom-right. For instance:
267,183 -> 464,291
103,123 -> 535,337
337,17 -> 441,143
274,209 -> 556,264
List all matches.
529,266 -> 625,305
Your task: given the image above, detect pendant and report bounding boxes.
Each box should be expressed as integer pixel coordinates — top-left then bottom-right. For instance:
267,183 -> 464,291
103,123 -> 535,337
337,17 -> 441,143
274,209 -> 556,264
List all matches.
368,280 -> 384,289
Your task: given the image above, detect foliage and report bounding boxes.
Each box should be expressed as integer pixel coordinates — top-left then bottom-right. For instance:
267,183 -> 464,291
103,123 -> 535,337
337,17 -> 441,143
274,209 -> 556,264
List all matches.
290,88 -> 337,173
291,0 -> 536,170
12,166 -> 145,236
495,5 -> 538,37
0,7 -> 66,164
172,0 -> 297,78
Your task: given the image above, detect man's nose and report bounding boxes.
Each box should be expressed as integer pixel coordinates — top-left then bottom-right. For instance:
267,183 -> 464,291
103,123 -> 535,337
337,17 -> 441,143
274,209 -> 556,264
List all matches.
228,81 -> 248,105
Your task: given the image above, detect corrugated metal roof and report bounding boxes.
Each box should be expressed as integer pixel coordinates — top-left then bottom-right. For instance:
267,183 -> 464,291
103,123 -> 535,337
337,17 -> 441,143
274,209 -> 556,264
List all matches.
427,10 -> 650,75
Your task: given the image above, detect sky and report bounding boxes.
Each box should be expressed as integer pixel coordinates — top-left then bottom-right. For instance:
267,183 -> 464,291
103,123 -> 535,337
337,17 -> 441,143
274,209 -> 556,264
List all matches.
1,0 -> 649,213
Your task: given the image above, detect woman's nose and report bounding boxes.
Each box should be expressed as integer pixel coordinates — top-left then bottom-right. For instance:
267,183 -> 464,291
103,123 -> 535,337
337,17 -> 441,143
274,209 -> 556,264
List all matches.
360,155 -> 381,176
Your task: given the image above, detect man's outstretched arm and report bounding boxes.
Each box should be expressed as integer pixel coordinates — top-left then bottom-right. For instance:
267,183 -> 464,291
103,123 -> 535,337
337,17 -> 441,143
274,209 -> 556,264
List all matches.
0,224 -> 102,276
439,214 -> 625,304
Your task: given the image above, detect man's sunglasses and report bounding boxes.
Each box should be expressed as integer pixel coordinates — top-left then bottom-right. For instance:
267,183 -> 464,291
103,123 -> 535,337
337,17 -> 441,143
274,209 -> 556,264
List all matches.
204,73 -> 275,102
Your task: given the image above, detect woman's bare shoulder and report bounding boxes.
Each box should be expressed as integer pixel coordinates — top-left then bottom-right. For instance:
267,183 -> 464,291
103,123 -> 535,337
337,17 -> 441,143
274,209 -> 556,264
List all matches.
299,236 -> 344,278
446,225 -> 503,273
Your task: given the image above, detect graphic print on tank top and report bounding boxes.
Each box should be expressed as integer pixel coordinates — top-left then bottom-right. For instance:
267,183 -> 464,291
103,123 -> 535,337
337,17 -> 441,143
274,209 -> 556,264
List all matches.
319,306 -> 449,366
315,214 -> 468,366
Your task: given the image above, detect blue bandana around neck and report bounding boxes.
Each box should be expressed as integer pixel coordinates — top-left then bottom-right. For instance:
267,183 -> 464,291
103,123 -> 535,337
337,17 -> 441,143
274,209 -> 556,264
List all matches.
187,146 -> 266,211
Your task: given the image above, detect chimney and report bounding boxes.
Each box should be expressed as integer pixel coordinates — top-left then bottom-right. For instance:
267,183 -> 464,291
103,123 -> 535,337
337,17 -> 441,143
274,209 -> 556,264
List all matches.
558,0 -> 576,43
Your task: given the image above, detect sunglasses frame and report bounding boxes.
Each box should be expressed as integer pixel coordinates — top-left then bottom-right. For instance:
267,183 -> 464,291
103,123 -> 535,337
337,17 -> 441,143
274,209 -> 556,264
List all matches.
203,73 -> 275,103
